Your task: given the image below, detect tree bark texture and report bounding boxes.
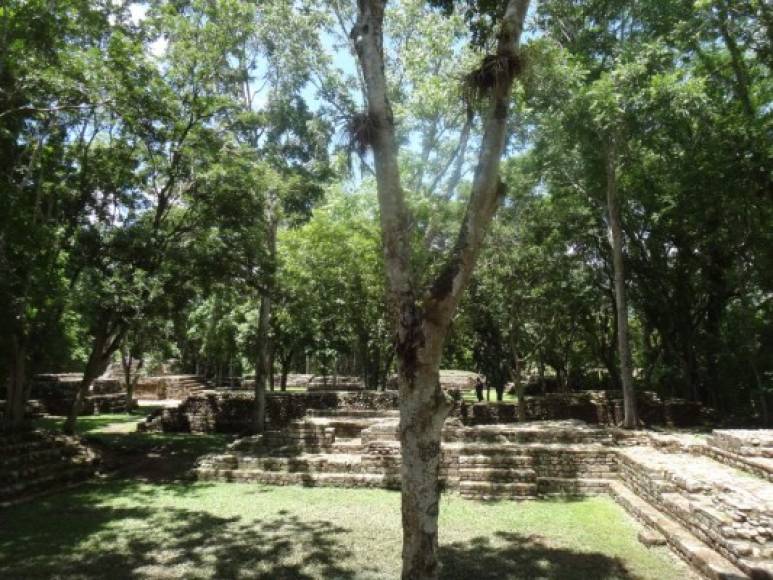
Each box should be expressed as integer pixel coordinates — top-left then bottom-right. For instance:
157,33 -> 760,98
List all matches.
605,138 -> 638,428
253,292 -> 271,433
352,1 -> 529,577
253,195 -> 278,433
3,336 -> 28,432
121,349 -> 143,412
64,317 -> 126,435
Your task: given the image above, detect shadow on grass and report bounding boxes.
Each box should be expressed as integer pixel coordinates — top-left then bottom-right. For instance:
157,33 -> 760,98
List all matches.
439,532 -> 634,580
0,482 -> 359,580
85,431 -> 234,483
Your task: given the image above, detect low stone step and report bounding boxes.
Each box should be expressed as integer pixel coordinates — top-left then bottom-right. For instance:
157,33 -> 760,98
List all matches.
536,477 -> 612,496
459,467 -> 536,482
238,454 -> 365,474
0,457 -> 91,485
0,464 -> 94,505
307,409 -> 399,418
458,454 -> 533,468
609,481 -> 748,580
618,446 -> 773,572
195,467 -> 401,489
0,447 -> 66,469
659,492 -> 773,575
458,481 -> 537,499
331,438 -> 363,452
701,445 -> 773,483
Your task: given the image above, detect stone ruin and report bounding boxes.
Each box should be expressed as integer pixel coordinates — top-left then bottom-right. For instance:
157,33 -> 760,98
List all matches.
0,430 -> 97,507
188,391 -> 773,580
25,373 -> 209,417
138,390 -> 399,433
29,374 -> 129,416
459,389 -> 707,427
139,387 -> 707,435
386,369 -> 484,392
131,375 -> 207,400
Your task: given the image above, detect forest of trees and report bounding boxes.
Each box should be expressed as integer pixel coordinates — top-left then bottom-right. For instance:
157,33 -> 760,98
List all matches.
0,0 -> 773,446
2,0 -> 770,427
1,1 -> 770,577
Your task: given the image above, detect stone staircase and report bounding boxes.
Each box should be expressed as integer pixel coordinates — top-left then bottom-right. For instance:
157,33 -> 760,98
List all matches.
196,413 -> 403,489
197,418 -> 618,502
0,431 -> 97,507
194,415 -> 773,580
134,375 -> 207,401
164,375 -> 208,400
701,430 -> 773,483
616,444 -> 771,579
454,445 -> 537,500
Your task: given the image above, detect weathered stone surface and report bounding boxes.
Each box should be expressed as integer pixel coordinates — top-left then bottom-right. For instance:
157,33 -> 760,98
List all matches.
194,413 -> 772,580
639,528 -> 668,546
453,390 -> 708,428
133,375 -> 207,400
618,445 -> 773,578
28,374 -> 131,416
0,431 -> 97,507
140,390 -> 400,434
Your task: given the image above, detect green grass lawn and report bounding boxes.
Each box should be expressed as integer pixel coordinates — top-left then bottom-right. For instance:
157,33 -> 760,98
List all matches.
32,412 -> 146,435
32,412 -> 229,451
8,414 -> 691,579
0,481 -> 691,580
32,412 -> 232,477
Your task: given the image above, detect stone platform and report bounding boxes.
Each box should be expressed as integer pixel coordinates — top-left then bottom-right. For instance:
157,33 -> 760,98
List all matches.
30,374 -> 131,416
195,412 -> 773,580
0,431 -> 97,507
132,375 -> 207,401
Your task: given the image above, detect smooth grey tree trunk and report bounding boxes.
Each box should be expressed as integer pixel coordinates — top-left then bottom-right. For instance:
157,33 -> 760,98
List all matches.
352,1 -> 530,577
605,138 -> 638,428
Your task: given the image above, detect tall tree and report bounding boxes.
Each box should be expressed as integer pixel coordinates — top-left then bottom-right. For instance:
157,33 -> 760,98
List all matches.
604,134 -> 637,426
0,1 -> 122,431
351,1 -> 530,577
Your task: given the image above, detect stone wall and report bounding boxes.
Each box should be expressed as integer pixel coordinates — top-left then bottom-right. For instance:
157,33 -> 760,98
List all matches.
456,390 -> 707,428
29,375 -> 129,416
386,370 -> 483,392
0,399 -> 45,422
140,389 -> 400,434
132,375 -> 206,400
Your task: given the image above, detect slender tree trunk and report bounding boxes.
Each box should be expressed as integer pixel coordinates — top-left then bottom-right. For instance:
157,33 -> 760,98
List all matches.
253,189 -> 278,431
126,357 -> 143,412
253,293 -> 271,433
121,348 -> 143,412
510,354 -> 527,422
280,356 -> 290,392
268,349 -> 275,392
65,338 -> 109,435
399,360 -> 451,580
3,336 -> 28,432
352,2 -> 529,577
605,138 -> 638,428
64,318 -> 126,435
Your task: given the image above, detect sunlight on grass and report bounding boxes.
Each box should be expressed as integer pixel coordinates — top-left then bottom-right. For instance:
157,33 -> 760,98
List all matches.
0,483 -> 691,580
32,413 -> 144,435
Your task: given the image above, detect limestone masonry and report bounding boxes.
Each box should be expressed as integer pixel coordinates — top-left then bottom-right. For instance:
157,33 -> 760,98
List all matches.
191,397 -> 773,580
